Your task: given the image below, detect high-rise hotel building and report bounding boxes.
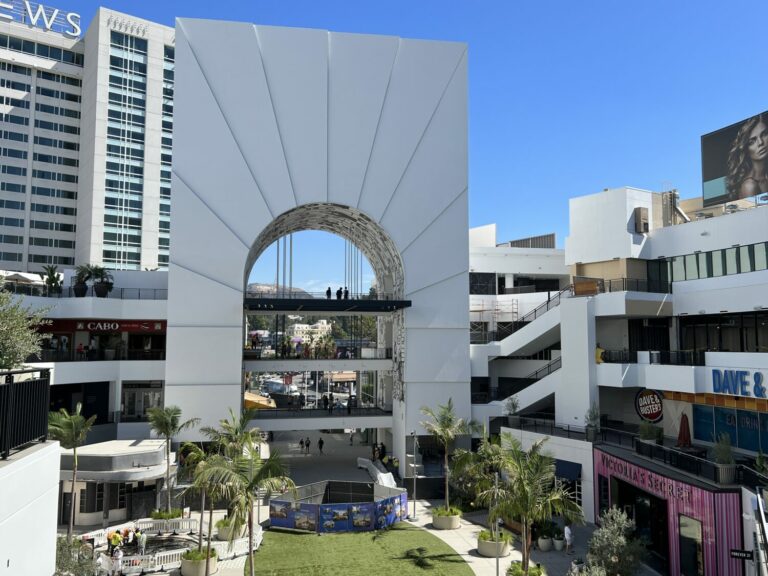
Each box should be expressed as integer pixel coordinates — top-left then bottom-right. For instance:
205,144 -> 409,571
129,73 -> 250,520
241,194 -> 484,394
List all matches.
0,4 -> 173,271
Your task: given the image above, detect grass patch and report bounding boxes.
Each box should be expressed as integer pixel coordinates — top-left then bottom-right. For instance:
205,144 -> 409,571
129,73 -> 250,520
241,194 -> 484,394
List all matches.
245,523 -> 472,575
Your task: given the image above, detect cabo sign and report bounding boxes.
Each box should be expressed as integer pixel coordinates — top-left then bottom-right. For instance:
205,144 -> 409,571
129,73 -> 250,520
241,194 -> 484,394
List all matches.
0,1 -> 81,38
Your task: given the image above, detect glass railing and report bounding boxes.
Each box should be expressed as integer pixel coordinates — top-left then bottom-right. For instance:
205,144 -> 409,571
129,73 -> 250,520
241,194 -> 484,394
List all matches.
26,349 -> 166,363
243,347 -> 392,361
2,282 -> 168,300
600,349 -> 705,366
245,289 -> 398,301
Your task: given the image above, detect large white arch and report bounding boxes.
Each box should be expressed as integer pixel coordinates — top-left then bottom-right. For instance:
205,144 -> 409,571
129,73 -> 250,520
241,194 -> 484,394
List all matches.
166,19 -> 470,461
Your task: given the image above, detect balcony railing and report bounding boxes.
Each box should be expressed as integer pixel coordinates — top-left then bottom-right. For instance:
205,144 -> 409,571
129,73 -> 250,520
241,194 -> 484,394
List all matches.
248,405 -> 392,419
600,349 -> 705,366
2,282 -> 168,300
1,368 -> 50,459
243,347 -> 392,361
26,349 -> 166,363
245,289 -> 398,301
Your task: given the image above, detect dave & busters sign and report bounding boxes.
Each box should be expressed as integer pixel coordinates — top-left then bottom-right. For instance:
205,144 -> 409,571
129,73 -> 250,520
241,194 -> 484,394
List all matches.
635,389 -> 663,423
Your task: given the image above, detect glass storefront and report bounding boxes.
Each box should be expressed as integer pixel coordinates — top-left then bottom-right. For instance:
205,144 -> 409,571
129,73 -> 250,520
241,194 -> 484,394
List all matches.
679,515 -> 704,576
121,381 -> 163,421
693,404 -> 768,453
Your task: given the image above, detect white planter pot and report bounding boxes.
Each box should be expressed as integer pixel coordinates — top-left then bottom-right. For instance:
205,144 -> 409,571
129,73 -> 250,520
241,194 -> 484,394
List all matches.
477,538 -> 511,558
216,523 -> 244,541
553,538 -> 565,551
537,537 -> 553,552
181,556 -> 217,576
432,514 -> 461,530
716,463 -> 736,484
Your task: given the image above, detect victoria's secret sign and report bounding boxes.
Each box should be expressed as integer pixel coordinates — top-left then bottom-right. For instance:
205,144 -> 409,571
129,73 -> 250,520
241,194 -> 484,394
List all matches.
598,451 -> 692,503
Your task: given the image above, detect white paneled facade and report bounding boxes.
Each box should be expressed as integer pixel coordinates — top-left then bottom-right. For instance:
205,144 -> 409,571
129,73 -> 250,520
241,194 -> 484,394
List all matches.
167,19 -> 470,468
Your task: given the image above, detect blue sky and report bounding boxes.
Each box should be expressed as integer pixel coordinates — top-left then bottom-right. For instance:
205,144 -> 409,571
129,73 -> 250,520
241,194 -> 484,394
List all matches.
61,0 -> 768,288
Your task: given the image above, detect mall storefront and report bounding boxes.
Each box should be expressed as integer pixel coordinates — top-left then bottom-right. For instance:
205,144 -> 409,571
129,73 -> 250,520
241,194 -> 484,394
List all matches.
594,446 -> 743,576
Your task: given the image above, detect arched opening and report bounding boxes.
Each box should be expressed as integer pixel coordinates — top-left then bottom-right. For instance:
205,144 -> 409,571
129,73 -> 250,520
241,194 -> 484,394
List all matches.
244,203 -> 405,298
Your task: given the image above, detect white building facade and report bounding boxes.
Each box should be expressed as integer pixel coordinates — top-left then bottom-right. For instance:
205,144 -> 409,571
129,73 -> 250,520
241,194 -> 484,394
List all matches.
0,6 -> 172,272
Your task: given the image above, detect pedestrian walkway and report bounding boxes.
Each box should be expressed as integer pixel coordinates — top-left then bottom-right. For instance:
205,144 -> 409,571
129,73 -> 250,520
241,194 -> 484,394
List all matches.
407,499 -> 591,576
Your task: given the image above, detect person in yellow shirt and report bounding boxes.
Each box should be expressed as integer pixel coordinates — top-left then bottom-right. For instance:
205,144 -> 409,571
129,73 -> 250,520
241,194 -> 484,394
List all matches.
595,343 -> 605,364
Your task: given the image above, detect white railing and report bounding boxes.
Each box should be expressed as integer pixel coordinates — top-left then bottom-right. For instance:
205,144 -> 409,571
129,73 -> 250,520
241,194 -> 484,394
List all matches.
93,521 -> 263,574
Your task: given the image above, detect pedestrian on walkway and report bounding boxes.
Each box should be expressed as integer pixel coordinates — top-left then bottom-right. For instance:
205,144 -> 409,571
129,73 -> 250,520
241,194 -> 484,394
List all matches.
299,438 -> 305,453
318,437 -> 324,454
328,392 -> 334,414
349,431 -> 354,445
565,522 -> 574,554
305,437 -> 311,454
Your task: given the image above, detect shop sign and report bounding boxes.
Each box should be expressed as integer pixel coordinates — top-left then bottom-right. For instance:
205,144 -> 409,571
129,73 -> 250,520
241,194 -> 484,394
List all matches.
0,1 -> 81,37
45,319 -> 166,333
635,389 -> 663,423
711,369 -> 766,399
597,452 -> 692,504
730,549 -> 753,560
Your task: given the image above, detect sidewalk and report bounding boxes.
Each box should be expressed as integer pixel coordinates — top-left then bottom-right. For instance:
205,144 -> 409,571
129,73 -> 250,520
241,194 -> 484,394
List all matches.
407,499 -> 591,576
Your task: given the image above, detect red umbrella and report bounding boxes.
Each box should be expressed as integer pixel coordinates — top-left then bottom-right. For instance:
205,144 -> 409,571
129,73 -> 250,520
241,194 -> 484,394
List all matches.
677,413 -> 692,448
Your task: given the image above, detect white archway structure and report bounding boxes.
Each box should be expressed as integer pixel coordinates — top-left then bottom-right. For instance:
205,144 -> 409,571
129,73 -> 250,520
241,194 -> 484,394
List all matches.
166,18 -> 470,464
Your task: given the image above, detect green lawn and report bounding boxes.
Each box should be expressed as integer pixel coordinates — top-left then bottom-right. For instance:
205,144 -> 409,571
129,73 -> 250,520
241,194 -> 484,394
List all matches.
245,523 -> 473,576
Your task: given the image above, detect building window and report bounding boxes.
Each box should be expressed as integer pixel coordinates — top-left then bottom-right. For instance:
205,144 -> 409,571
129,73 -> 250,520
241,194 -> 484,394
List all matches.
79,483 -> 104,513
469,272 -> 496,295
678,515 -> 704,576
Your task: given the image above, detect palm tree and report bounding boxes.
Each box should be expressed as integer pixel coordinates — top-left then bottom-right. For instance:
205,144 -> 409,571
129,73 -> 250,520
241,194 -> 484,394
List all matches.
48,403 -> 96,543
497,433 -> 583,575
420,397 -> 478,509
200,407 -> 260,458
147,406 -> 200,513
189,452 -> 229,576
197,438 -> 294,576
180,442 -> 210,552
451,435 -> 508,525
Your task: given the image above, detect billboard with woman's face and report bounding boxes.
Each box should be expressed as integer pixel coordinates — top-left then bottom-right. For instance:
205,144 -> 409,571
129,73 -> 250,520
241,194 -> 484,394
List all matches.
702,111 -> 768,207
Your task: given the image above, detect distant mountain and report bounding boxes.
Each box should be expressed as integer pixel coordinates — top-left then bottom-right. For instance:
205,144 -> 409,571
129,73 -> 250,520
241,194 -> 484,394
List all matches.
246,283 -> 314,298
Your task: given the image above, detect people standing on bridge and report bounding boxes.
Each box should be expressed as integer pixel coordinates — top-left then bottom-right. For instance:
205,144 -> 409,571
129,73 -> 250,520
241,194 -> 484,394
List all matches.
343,287 -> 349,299
305,436 -> 311,454
318,437 -> 324,454
326,286 -> 332,299
328,392 -> 334,413
336,287 -> 342,300
299,438 -> 305,453
322,394 -> 329,411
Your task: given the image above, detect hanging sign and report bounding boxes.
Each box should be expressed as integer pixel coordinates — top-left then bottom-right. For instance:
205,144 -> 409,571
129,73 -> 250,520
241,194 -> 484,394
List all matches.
635,389 -> 663,423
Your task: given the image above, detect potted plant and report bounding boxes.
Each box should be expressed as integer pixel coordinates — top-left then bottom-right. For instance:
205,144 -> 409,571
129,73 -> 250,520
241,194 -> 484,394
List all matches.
507,561 -> 546,576
216,516 -> 244,541
73,264 -> 91,297
552,526 -> 565,551
637,421 -> 663,453
585,402 -> 600,442
38,264 -> 62,296
180,548 -> 217,576
91,266 -> 114,298
506,396 -> 520,428
714,433 -> 736,484
477,528 -> 513,558
536,520 -> 553,552
432,505 -> 462,530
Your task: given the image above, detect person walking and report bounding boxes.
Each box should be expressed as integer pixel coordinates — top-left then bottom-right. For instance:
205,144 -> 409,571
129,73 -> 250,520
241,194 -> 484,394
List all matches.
349,431 -> 354,445
322,394 -> 329,411
328,392 -> 334,414
138,530 -> 147,556
305,437 -> 311,454
299,437 -> 305,453
564,522 -> 574,554
318,436 -> 324,454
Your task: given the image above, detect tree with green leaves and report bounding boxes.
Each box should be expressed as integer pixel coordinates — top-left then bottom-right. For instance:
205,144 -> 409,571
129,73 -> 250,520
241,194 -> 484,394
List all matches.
196,432 -> 294,576
0,279 -> 49,369
189,450 -> 228,576
147,406 -> 200,513
496,433 -> 583,575
587,506 -> 646,576
55,536 -> 96,575
48,403 -> 96,543
200,407 -> 261,458
420,397 -> 478,510
180,442 -> 211,552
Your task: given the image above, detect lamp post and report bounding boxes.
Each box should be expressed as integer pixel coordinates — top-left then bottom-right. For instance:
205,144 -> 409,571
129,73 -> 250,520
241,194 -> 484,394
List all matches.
409,430 -> 418,521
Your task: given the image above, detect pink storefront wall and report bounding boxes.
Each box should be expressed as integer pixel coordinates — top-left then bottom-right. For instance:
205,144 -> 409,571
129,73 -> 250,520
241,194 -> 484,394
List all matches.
593,448 -> 742,575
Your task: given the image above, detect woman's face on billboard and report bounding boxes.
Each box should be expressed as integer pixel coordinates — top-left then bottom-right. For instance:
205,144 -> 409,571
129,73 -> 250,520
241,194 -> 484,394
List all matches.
748,120 -> 768,162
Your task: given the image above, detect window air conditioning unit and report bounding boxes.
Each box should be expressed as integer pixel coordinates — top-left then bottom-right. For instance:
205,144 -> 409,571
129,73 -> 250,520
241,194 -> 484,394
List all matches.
634,207 -> 649,234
